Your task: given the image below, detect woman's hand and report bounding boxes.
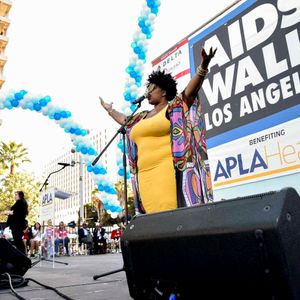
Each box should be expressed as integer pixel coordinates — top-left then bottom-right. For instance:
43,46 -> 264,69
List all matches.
0,210 -> 13,216
99,96 -> 113,113
201,47 -> 217,70
99,96 -> 126,125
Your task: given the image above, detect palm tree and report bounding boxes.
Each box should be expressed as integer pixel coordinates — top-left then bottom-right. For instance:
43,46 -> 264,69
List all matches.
91,188 -> 104,222
114,179 -> 134,215
0,141 -> 31,175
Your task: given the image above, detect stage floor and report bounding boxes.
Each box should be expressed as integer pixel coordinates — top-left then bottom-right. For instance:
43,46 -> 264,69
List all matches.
0,253 -> 131,300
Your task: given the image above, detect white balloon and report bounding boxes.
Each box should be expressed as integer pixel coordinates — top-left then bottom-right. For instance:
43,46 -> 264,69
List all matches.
111,212 -> 118,219
148,13 -> 156,21
124,107 -> 133,115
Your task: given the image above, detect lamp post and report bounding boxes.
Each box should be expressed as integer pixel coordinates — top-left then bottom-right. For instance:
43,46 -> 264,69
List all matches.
79,155 -> 84,222
71,149 -> 85,223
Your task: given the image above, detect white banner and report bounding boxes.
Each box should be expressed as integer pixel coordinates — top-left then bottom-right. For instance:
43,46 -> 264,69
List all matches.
40,189 -> 55,223
152,39 -> 191,91
209,118 -> 300,190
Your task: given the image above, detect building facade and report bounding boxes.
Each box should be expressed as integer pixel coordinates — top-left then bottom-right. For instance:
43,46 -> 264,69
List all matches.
42,129 -> 119,224
0,0 -> 11,89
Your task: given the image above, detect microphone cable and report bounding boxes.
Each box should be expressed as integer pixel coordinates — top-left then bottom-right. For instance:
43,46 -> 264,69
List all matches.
0,273 -> 75,300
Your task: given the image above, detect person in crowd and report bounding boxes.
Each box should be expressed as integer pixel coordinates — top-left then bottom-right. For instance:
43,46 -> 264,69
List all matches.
2,226 -> 13,241
120,209 -> 132,231
42,219 -> 55,258
93,223 -> 107,254
30,222 -> 42,257
110,224 -> 122,253
55,221 -> 70,256
100,47 -> 216,214
5,191 -> 29,254
0,223 -> 5,237
22,220 -> 32,256
78,222 -> 93,254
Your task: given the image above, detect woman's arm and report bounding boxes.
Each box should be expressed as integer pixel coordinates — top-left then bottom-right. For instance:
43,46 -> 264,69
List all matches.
184,47 -> 217,107
99,96 -> 126,125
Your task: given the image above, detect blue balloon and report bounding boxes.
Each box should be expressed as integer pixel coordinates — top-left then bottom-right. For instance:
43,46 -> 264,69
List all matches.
151,7 -> 159,14
142,27 -> 149,34
75,128 -> 81,135
20,90 -> 28,96
60,111 -> 67,118
110,188 -> 117,195
116,206 -> 122,213
88,148 -> 95,155
124,94 -> 131,101
100,167 -> 107,175
44,96 -> 51,103
39,98 -> 47,106
33,103 -> 41,111
93,167 -> 100,174
138,52 -> 146,60
54,112 -> 61,120
134,47 -> 141,54
70,128 -> 75,134
98,184 -> 105,191
14,93 -> 23,100
81,147 -> 88,154
11,100 -> 19,107
130,71 -> 137,78
118,169 -> 124,176
138,20 -> 145,28
87,165 -> 93,172
130,104 -> 136,111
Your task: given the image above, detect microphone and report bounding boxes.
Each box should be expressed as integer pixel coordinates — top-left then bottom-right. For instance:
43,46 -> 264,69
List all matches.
58,162 -> 72,167
132,94 -> 147,105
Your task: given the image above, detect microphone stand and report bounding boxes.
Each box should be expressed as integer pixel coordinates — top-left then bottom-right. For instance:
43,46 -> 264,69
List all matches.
37,165 -> 71,266
39,165 -> 68,192
92,102 -> 141,225
92,102 -> 142,280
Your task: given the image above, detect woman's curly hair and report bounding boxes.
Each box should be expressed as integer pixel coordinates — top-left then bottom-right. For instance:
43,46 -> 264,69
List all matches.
146,70 -> 177,101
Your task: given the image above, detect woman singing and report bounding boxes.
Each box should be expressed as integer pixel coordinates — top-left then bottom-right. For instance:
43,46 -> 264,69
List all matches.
100,47 -> 216,214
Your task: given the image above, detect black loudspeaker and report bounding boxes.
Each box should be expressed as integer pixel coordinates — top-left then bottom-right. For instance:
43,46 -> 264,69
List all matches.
0,238 -> 32,276
121,187 -> 300,300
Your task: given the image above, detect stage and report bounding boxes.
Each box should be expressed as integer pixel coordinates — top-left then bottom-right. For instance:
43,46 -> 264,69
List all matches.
0,253 -> 131,300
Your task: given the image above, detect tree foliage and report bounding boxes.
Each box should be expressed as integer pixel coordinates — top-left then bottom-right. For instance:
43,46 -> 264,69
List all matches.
0,141 -> 40,224
0,141 -> 31,175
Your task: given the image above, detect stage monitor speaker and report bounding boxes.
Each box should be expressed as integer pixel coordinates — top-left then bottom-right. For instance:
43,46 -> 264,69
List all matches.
121,187 -> 300,300
0,238 -> 32,276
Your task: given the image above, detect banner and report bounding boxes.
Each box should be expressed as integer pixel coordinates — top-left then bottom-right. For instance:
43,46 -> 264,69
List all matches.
151,0 -> 300,199
40,189 -> 55,224
188,0 -> 300,195
152,39 -> 191,91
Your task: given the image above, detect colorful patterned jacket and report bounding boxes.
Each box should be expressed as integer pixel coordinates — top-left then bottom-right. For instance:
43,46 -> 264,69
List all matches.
125,92 -> 213,214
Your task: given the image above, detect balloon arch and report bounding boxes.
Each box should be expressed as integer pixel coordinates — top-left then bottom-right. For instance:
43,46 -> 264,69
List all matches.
0,0 -> 161,218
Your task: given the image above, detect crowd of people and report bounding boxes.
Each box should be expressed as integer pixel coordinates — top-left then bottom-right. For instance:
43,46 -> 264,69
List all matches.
0,217 -> 126,258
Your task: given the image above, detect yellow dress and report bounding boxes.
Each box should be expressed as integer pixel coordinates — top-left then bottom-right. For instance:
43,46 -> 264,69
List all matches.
130,106 -> 177,213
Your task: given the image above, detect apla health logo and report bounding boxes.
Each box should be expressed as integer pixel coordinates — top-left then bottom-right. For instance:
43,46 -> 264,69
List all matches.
214,149 -> 267,182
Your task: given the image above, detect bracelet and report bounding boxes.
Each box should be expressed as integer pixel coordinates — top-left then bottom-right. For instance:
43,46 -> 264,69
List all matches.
196,66 -> 209,77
